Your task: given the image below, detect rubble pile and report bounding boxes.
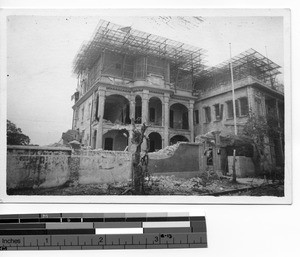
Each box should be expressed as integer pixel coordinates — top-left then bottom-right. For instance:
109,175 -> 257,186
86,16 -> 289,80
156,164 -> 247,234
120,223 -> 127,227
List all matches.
8,174 -> 283,196
148,143 -> 181,159
145,175 -> 210,195
144,173 -> 246,195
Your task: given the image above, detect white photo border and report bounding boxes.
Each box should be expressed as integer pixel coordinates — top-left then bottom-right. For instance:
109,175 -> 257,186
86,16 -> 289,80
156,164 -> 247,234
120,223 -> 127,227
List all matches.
0,8 -> 292,204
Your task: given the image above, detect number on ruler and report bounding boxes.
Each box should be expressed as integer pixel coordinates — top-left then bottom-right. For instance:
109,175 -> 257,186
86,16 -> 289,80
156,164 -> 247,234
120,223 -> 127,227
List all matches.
160,234 -> 173,238
98,237 -> 103,243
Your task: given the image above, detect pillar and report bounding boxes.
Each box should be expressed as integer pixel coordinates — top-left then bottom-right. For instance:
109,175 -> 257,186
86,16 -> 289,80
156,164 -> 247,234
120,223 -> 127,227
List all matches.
127,96 -> 136,150
163,93 -> 170,148
212,131 -> 222,174
199,142 -> 206,172
246,86 -> 253,113
96,89 -> 106,149
189,100 -> 195,142
142,90 -> 149,124
129,96 -> 136,121
261,93 -> 266,116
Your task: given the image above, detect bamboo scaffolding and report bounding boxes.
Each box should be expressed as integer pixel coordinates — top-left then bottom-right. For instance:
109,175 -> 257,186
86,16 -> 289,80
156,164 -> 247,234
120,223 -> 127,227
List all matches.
73,19 -> 207,75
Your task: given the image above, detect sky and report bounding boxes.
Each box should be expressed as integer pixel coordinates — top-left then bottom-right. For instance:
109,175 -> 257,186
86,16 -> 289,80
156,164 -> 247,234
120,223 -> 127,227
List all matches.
5,14 -> 285,146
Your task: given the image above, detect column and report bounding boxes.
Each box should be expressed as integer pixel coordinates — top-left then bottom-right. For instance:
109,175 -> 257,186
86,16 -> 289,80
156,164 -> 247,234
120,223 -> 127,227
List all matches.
129,95 -> 136,122
199,141 -> 206,172
127,96 -> 136,151
142,90 -> 149,124
163,93 -> 170,148
212,131 -> 222,175
96,89 -> 106,149
189,100 -> 195,143
246,86 -> 253,113
261,95 -> 267,117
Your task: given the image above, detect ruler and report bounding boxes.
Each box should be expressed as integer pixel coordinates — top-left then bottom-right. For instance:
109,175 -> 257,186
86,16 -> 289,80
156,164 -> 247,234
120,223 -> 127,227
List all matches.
0,213 -> 207,250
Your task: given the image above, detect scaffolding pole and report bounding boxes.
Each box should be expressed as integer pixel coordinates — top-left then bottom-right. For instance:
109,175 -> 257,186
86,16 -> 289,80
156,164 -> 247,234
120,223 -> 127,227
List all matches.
229,43 -> 237,183
229,43 -> 237,135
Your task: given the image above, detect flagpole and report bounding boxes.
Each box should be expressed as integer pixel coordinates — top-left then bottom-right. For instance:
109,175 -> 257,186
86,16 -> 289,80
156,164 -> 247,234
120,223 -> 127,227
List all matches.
229,43 -> 237,135
229,43 -> 237,183
265,45 -> 274,88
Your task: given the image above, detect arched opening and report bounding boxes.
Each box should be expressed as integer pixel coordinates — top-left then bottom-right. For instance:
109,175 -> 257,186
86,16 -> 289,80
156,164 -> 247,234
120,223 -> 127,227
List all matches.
135,95 -> 142,124
149,97 -> 162,126
102,129 -> 129,151
170,135 -> 189,145
148,132 -> 162,152
104,95 -> 130,124
169,103 -> 189,130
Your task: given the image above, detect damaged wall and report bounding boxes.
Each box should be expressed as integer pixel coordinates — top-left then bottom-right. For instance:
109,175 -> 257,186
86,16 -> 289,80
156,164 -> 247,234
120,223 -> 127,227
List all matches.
73,93 -> 93,145
102,130 -> 129,151
148,143 -> 200,178
7,146 -> 133,190
73,150 -> 132,185
103,95 -> 130,124
7,146 -> 71,190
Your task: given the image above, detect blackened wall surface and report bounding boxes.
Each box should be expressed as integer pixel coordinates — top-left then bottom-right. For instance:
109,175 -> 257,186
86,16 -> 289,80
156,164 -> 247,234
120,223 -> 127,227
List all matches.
148,143 -> 200,175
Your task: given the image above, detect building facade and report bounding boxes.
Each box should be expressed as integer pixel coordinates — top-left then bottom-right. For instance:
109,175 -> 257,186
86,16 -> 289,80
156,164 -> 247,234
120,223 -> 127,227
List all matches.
71,20 -> 203,152
71,20 -> 284,167
193,49 -> 284,167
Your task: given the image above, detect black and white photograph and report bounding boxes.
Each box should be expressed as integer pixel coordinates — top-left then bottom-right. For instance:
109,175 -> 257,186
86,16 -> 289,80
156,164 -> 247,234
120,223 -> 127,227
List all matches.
0,9 -> 291,203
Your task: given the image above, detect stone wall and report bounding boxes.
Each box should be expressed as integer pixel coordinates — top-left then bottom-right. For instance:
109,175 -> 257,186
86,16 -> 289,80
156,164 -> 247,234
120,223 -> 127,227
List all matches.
148,143 -> 201,178
7,145 -> 71,189
227,156 -> 256,177
7,146 -> 133,190
72,150 -> 132,185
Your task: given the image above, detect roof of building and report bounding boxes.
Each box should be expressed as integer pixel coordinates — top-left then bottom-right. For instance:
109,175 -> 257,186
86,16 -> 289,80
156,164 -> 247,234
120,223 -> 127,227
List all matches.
73,19 -> 207,74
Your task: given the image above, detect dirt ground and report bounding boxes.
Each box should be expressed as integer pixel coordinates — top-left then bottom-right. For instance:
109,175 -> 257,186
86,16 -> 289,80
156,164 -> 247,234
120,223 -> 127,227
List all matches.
7,174 -> 284,197
228,184 -> 284,196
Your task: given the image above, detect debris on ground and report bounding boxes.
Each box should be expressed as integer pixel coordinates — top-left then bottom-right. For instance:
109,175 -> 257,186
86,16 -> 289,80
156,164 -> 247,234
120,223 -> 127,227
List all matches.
7,174 -> 284,196
229,184 -> 284,197
143,174 -> 247,195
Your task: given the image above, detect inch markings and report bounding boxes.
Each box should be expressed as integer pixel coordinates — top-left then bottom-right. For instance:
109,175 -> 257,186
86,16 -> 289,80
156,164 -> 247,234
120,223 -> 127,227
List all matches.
0,233 -> 207,250
0,213 -> 207,250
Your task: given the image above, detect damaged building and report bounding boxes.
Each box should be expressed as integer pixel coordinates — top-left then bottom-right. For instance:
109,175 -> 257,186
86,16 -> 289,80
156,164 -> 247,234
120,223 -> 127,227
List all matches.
194,49 -> 284,168
71,20 -> 205,152
70,20 -> 284,169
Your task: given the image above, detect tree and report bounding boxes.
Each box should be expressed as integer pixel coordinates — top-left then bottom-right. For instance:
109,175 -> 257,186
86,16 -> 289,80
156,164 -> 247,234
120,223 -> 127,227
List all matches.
131,120 -> 149,195
242,111 -> 283,175
7,120 -> 30,145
